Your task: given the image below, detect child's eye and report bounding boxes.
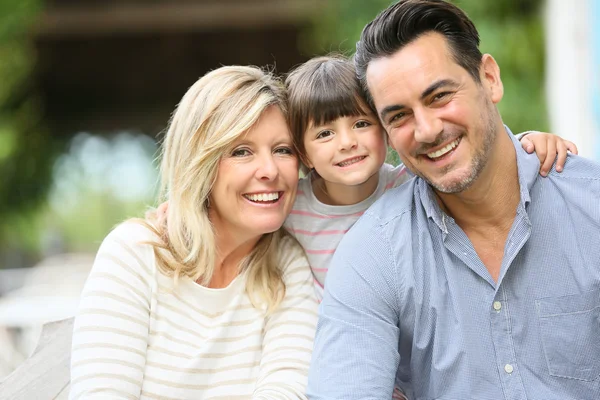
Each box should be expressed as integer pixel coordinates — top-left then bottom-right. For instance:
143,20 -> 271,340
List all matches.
274,146 -> 294,155
231,148 -> 251,157
354,120 -> 372,129
316,130 -> 334,140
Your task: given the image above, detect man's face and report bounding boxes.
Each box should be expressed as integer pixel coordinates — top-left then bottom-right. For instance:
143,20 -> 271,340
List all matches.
366,32 -> 503,194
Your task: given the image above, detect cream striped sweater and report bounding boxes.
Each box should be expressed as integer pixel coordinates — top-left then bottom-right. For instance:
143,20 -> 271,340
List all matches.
69,222 -> 318,400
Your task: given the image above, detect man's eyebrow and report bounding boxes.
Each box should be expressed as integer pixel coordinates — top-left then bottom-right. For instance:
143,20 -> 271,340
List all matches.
379,104 -> 405,122
421,79 -> 459,100
379,79 -> 459,122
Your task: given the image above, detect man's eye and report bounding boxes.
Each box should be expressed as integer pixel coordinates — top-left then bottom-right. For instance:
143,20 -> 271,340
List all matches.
231,148 -> 251,157
316,130 -> 334,139
433,92 -> 451,101
389,113 -> 405,124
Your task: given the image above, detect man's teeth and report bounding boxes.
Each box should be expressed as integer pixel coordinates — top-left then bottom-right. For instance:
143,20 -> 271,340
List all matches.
338,156 -> 365,167
427,138 -> 460,159
245,192 -> 280,202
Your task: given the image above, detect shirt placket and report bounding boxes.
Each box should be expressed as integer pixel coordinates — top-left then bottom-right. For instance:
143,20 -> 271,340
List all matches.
490,284 -> 527,400
490,207 -> 531,400
441,209 -> 531,400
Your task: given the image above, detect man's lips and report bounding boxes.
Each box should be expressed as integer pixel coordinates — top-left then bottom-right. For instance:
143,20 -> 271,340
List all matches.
421,137 -> 461,160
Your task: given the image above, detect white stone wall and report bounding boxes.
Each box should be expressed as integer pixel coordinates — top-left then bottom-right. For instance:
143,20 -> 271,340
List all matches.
545,0 -> 599,160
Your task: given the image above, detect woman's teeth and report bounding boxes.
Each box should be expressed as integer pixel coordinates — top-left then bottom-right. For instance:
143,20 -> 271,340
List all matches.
427,138 -> 460,159
244,192 -> 280,202
338,156 -> 366,167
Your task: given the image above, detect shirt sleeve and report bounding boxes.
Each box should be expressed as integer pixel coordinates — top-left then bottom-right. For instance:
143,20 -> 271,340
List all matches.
306,222 -> 400,400
69,223 -> 155,400
253,240 -> 319,400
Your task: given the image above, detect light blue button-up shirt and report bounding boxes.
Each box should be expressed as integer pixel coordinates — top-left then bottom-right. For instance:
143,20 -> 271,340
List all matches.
307,130 -> 600,400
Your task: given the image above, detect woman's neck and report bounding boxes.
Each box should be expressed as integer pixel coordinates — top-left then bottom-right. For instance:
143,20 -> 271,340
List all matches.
207,229 -> 260,289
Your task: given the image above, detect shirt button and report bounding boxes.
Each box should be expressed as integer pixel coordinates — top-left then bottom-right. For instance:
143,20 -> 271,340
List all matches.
493,301 -> 502,311
504,364 -> 514,374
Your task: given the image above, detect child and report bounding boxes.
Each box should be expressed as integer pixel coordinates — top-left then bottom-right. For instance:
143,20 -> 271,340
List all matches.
283,55 -> 576,300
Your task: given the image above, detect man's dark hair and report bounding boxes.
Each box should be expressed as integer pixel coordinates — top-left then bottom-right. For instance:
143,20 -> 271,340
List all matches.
354,0 -> 483,107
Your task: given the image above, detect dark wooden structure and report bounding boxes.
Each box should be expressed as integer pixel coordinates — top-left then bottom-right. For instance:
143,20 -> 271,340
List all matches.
34,0 -> 326,137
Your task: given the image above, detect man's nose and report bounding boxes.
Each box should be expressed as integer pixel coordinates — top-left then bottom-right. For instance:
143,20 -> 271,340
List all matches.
414,108 -> 442,143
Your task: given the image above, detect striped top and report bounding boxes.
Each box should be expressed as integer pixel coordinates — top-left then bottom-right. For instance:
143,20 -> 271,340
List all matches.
69,222 -> 318,400
284,163 -> 409,297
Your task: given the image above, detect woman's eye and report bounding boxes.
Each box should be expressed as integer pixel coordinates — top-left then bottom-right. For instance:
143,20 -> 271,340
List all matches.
316,130 -> 334,139
231,148 -> 251,157
354,120 -> 372,129
274,146 -> 294,155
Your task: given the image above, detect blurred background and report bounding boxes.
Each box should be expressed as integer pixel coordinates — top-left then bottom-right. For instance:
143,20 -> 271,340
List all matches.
0,0 -> 598,378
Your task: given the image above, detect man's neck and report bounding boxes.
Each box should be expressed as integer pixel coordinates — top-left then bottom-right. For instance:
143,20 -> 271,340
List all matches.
435,131 -> 520,282
437,131 -> 519,226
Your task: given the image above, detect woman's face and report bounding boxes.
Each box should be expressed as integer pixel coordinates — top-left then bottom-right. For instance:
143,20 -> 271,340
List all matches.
209,105 -> 298,243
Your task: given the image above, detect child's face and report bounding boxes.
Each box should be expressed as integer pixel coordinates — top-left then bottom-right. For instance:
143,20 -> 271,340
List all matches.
303,112 -> 387,188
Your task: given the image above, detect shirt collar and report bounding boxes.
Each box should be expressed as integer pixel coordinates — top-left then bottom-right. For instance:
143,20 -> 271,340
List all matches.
417,126 -> 539,232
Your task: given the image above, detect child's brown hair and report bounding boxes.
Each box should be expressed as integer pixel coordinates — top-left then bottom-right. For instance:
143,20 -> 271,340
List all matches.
285,55 -> 376,166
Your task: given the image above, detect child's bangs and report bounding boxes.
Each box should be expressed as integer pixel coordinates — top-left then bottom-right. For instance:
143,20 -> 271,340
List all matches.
308,80 -> 373,128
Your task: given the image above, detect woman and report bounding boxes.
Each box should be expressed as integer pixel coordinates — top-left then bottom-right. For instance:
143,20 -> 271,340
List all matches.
69,66 -> 318,399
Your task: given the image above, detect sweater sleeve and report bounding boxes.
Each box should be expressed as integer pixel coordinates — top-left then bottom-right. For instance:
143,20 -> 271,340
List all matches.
69,222 -> 155,400
252,239 -> 319,400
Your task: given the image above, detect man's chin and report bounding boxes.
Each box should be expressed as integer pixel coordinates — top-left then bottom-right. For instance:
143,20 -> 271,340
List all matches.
426,171 -> 478,194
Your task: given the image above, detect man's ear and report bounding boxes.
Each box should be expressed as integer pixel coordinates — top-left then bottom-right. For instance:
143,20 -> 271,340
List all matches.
480,54 -> 504,104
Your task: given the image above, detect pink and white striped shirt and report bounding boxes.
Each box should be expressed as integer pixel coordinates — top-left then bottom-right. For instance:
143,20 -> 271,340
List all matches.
284,163 -> 410,299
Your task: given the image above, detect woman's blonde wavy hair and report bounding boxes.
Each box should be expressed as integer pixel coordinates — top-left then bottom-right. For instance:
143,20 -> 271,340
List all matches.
143,65 -> 293,313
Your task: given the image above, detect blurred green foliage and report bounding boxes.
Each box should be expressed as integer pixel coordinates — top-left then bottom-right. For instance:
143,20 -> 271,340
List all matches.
306,0 -> 548,164
0,0 -> 65,249
0,0 -> 551,263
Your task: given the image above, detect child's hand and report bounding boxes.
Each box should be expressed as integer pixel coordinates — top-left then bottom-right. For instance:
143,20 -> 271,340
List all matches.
520,132 -> 578,176
392,387 -> 408,400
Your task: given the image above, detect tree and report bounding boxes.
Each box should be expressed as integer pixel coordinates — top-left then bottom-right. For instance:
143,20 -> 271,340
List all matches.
0,0 -> 68,252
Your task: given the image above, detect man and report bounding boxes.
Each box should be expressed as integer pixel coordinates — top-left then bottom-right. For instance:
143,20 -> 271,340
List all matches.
306,1 -> 600,399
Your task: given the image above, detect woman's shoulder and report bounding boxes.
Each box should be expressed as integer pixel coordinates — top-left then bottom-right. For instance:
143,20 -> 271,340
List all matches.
102,220 -> 160,249
276,234 -> 311,277
96,220 -> 160,273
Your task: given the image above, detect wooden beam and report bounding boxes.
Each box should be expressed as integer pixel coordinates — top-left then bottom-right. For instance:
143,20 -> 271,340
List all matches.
36,0 -> 324,37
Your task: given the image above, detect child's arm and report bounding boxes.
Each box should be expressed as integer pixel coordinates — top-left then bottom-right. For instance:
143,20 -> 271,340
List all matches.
518,131 -> 578,176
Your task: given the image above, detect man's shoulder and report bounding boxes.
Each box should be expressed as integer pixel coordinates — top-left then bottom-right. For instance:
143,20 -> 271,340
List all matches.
365,174 -> 420,224
336,176 -> 421,255
549,154 -> 600,181
545,155 -> 600,198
